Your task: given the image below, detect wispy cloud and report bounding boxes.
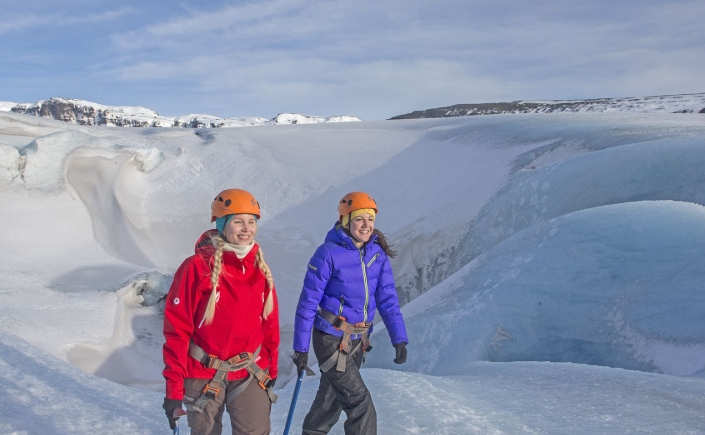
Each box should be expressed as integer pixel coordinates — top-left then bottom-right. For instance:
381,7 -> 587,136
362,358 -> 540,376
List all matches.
109,54 -> 518,118
0,8 -> 135,35
5,0 -> 705,119
101,0 -> 705,118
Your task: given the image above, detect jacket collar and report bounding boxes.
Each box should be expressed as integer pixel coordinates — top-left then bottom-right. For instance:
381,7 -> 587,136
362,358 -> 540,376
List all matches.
195,230 -> 259,264
324,222 -> 378,251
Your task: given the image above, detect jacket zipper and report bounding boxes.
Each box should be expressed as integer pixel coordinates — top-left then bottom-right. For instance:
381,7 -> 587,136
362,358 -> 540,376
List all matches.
358,248 -> 370,321
367,253 -> 379,268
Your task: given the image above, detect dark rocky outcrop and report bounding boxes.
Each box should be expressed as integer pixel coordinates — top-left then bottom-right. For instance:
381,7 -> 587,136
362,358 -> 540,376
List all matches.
6,98 -> 360,128
11,98 -> 158,127
390,93 -> 705,120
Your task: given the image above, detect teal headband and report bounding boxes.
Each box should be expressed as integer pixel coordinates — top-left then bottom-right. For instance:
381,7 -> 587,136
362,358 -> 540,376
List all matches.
215,214 -> 258,236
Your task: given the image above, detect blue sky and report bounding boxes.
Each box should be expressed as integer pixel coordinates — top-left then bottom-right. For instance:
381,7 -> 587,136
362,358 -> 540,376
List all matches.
2,0 -> 704,120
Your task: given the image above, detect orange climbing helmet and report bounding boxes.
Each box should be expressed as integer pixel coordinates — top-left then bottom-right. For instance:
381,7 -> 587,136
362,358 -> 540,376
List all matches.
338,191 -> 378,223
211,189 -> 261,222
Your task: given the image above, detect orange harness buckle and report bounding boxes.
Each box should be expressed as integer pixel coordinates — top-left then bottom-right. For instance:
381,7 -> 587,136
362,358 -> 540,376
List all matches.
333,316 -> 347,329
258,375 -> 274,390
206,355 -> 222,369
202,383 -> 220,399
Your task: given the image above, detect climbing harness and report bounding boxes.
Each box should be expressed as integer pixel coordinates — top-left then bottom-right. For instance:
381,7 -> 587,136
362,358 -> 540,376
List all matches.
318,309 -> 371,372
187,342 -> 277,412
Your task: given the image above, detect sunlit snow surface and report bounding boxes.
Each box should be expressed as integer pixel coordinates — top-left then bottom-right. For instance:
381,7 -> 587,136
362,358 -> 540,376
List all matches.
367,201 -> 705,376
3,330 -> 704,435
1,111 -> 705,433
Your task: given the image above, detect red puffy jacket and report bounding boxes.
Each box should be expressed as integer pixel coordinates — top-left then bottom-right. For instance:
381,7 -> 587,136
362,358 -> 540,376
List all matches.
163,230 -> 280,400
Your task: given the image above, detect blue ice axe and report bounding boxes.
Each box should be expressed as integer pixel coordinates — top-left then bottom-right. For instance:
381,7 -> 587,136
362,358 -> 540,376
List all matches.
284,364 -> 315,435
283,370 -> 305,435
173,408 -> 187,435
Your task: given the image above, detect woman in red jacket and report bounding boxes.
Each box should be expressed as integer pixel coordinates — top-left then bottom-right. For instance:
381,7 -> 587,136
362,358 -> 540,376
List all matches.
162,189 -> 280,435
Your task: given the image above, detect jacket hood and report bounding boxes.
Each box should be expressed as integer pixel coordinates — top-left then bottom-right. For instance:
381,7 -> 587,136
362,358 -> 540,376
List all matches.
324,222 -> 378,250
194,229 -> 259,263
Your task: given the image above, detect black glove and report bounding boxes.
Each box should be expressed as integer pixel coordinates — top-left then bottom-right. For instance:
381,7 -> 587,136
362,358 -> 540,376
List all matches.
293,351 -> 309,373
269,378 -> 276,388
393,342 -> 407,364
162,398 -> 183,430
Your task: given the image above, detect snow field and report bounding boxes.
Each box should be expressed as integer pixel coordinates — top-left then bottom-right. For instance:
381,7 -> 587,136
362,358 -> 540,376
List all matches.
1,110 -> 705,433
2,329 -> 703,435
368,201 -> 705,378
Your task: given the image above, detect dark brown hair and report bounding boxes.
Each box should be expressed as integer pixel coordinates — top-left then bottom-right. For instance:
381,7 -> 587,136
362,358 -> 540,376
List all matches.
372,229 -> 397,258
342,225 -> 397,258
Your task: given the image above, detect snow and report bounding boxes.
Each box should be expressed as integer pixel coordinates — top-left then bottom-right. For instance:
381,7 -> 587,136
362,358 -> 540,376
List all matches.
1,98 -> 362,128
0,329 -> 165,435
0,101 -> 18,112
367,201 -> 705,378
3,329 -> 703,434
0,144 -> 21,182
274,364 -> 705,435
269,113 -> 362,124
1,109 -> 705,433
517,92 -> 705,113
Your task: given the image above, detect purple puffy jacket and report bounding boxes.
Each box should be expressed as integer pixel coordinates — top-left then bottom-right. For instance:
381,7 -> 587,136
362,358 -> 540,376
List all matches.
293,223 -> 408,352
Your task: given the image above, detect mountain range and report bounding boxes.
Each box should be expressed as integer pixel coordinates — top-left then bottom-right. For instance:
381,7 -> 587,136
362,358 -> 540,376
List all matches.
0,97 -> 361,128
2,93 -> 704,127
390,93 -> 705,119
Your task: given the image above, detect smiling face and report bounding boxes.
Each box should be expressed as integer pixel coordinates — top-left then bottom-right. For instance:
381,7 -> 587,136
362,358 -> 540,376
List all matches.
348,213 -> 375,244
224,214 -> 258,245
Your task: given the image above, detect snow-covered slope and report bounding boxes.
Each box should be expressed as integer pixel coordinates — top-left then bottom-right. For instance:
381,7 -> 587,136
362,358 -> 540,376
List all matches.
0,329 -> 165,434
391,92 -> 705,119
1,109 -> 705,433
1,97 -> 362,127
3,329 -> 704,435
368,201 -> 705,377
0,101 -> 17,112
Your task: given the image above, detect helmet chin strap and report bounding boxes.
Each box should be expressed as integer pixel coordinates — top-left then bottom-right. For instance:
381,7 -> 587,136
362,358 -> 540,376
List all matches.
349,231 -> 362,244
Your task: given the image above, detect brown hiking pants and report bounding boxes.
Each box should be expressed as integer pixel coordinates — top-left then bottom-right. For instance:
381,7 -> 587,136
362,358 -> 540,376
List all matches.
183,377 -> 272,435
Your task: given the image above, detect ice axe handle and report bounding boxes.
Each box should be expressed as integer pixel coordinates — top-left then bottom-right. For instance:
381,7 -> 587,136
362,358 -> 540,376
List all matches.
172,408 -> 187,435
283,370 -> 305,435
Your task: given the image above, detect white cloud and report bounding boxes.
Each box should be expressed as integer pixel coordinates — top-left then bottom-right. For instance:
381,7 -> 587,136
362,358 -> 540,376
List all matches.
109,54 -> 516,119
0,8 -> 135,35
56,0 -> 705,118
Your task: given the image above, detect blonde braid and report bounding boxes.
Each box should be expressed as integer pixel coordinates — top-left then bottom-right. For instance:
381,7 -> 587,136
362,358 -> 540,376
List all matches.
255,247 -> 275,319
203,237 -> 225,326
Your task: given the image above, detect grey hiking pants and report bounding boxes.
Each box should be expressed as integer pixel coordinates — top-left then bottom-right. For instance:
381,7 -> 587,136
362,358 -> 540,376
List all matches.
183,377 -> 272,435
302,328 -> 377,435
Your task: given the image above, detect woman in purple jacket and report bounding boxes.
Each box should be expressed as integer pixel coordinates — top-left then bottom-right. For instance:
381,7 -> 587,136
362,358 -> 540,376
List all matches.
293,191 -> 408,435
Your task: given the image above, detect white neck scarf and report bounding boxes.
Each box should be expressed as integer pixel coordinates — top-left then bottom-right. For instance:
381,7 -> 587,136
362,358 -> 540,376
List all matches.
221,241 -> 255,259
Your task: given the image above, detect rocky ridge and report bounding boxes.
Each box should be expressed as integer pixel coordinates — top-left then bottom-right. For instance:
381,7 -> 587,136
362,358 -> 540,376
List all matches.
390,93 -> 705,119
1,97 -> 361,127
